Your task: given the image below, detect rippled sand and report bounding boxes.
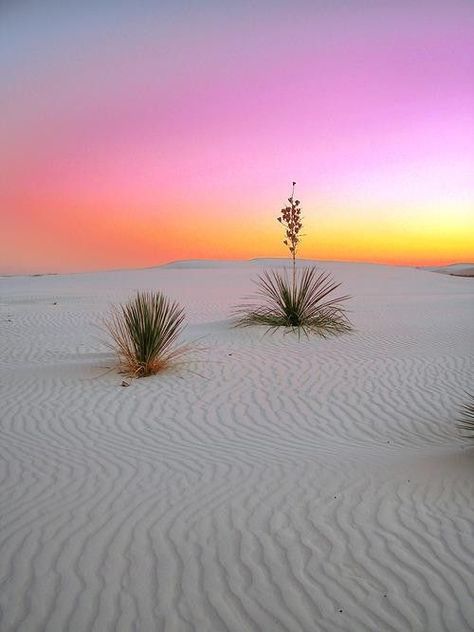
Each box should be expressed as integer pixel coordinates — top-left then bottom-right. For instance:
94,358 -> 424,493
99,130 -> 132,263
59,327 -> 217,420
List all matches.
1,260 -> 473,631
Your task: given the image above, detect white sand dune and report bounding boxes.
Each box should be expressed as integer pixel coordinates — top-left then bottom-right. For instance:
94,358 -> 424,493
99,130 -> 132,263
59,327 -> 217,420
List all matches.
1,260 -> 473,631
427,263 -> 474,278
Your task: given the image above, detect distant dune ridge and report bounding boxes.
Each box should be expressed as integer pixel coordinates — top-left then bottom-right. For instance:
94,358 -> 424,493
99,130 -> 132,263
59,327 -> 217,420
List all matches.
1,260 -> 473,631
159,257 -> 332,269
161,257 -> 397,269
427,262 -> 474,277
161,258 -> 474,276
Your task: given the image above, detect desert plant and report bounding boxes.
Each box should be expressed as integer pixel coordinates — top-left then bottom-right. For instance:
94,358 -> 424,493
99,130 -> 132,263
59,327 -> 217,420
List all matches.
457,393 -> 474,437
234,266 -> 352,337
105,291 -> 187,377
234,182 -> 352,336
277,181 -> 302,287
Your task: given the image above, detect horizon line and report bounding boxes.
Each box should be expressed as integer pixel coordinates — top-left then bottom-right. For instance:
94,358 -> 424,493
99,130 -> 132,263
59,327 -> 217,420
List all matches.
2,257 -> 473,279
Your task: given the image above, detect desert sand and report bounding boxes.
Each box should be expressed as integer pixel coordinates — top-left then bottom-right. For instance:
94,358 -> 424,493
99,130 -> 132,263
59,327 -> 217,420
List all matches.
428,263 -> 474,278
1,259 -> 473,632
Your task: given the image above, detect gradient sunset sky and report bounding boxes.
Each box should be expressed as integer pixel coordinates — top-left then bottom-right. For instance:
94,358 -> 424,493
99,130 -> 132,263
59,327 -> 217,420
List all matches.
1,0 -> 473,274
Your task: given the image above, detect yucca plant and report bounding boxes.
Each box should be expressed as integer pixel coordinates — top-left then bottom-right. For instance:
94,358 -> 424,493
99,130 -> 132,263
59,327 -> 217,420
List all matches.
234,182 -> 352,337
457,393 -> 474,437
234,267 -> 352,337
105,291 -> 188,377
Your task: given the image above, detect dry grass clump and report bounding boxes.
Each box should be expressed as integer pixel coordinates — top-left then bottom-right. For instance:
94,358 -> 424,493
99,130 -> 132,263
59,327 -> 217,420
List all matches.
105,291 -> 188,377
457,393 -> 474,438
234,267 -> 352,337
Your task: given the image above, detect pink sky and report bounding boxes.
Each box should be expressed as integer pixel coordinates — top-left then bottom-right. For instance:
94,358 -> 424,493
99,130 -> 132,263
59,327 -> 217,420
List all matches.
1,1 -> 473,273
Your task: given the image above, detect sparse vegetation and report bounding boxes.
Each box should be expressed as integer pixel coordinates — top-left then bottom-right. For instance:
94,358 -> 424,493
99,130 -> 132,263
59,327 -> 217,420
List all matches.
234,267 -> 352,337
105,291 -> 188,377
457,393 -> 474,438
234,182 -> 352,337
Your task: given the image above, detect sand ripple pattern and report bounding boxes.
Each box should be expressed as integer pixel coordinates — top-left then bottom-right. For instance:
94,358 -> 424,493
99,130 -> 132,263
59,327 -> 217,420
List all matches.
1,263 -> 473,631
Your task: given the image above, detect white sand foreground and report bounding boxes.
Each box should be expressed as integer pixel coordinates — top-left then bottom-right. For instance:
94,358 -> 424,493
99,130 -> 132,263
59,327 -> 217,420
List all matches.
1,259 -> 473,632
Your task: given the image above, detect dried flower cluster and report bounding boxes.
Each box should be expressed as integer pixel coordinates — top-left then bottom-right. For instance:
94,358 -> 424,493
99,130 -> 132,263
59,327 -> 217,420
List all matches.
277,181 -> 302,266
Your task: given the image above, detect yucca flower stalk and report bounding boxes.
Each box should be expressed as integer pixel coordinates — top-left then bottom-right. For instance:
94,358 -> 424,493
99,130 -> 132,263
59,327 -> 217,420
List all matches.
105,291 -> 188,377
277,181 -> 302,287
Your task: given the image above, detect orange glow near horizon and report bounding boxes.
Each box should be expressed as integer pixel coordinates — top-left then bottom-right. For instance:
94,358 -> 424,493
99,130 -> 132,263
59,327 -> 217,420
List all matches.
1,2 -> 473,274
3,193 -> 472,274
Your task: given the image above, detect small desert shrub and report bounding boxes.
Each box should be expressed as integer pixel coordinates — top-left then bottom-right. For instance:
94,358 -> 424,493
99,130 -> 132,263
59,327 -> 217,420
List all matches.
234,266 -> 352,337
105,291 -> 187,377
234,182 -> 352,336
457,393 -> 474,438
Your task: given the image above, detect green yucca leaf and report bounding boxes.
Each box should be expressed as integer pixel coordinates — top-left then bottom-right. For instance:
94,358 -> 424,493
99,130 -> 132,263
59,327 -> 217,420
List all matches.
105,291 -> 187,377
457,393 -> 474,437
233,267 -> 353,338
